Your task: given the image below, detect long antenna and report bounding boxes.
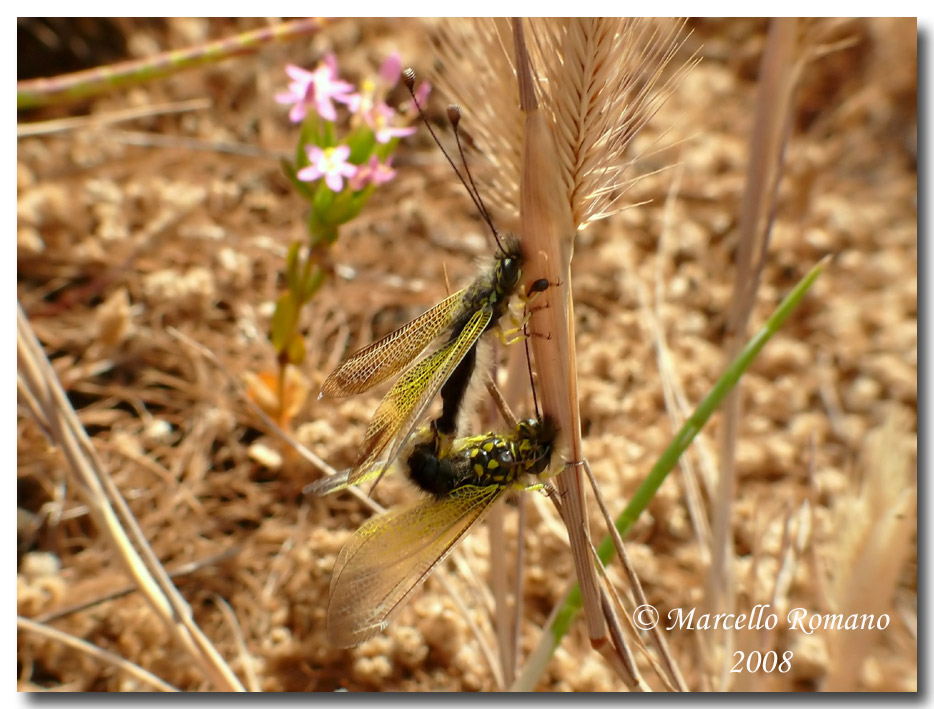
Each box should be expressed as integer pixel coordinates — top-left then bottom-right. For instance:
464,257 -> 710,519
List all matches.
524,333 -> 539,419
402,68 -> 507,254
446,105 -> 495,234
522,278 -> 550,419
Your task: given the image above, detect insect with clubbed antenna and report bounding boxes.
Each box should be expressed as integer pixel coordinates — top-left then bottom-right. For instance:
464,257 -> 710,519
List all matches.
307,70 -> 547,497
325,414 -> 559,648
325,261 -> 557,648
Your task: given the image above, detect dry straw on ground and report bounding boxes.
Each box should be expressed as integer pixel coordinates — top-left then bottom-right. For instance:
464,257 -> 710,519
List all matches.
17,18 -> 916,691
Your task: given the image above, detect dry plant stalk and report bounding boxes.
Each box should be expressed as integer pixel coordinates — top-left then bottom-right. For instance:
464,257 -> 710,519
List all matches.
582,459 -> 688,691
649,165 -> 716,553
17,304 -> 244,692
432,15 -> 693,668
513,20 -> 603,645
707,19 -> 801,686
707,20 -> 860,688
17,616 -> 179,692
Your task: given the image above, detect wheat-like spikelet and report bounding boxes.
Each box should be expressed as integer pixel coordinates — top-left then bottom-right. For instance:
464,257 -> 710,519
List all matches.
431,19 -> 694,232
528,18 -> 694,229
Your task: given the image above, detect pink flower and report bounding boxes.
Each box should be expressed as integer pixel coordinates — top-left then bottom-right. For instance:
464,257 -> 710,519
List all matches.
275,55 -> 356,123
342,53 -> 423,143
413,79 -> 431,108
378,52 -> 402,86
349,156 -> 397,190
365,102 -> 416,144
297,145 -> 358,192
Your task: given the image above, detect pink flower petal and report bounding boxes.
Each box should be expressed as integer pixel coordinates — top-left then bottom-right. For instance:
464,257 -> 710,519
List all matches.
296,165 -> 321,182
379,52 -> 402,85
325,172 -> 344,192
285,64 -> 314,83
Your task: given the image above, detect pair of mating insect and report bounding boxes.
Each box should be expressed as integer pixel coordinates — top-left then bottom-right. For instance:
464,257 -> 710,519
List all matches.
305,72 -> 560,648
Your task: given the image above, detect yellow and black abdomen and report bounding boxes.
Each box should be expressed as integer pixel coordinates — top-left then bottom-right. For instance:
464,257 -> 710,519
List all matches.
406,416 -> 558,500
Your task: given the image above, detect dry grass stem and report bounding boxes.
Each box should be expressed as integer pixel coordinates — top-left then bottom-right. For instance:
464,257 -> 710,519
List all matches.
822,412 -> 916,691
646,163 -> 713,553
109,129 -> 286,159
708,21 -> 799,687
596,593 -> 647,692
16,98 -> 211,138
17,616 -> 179,692
436,569 -> 505,689
583,459 -> 687,691
215,597 -> 261,692
17,305 -> 243,691
488,502 -> 515,686
513,20 -> 604,647
32,548 -> 241,624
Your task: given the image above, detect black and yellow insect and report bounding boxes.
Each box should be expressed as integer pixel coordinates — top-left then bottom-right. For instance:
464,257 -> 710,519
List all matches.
326,415 -> 559,648
307,235 -> 531,497
306,73 -> 548,498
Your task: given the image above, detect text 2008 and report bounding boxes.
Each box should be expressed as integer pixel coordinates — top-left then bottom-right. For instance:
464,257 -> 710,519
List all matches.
730,650 -> 793,673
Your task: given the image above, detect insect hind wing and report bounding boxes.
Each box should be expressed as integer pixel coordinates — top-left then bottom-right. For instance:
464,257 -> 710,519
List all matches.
302,469 -> 353,496
342,341 -> 461,487
344,307 -> 491,491
380,308 -> 493,476
304,454 -> 400,497
327,485 -> 501,647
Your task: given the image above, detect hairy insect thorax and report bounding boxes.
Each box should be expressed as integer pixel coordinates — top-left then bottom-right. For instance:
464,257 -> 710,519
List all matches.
449,236 -> 522,336
430,236 -> 524,440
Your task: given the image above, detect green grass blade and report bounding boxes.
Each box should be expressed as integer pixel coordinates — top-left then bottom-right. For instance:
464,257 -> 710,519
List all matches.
515,256 -> 828,688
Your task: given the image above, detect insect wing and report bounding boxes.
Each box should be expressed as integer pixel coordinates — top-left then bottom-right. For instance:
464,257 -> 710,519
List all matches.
345,341 -> 458,484
303,459 -> 390,496
382,308 -> 493,466
363,307 -> 493,486
320,289 -> 466,398
327,484 -> 502,647
303,468 -> 353,496
342,307 -> 492,487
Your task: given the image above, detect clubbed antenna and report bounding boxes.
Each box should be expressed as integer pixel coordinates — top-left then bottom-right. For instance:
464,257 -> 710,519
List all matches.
446,104 -> 498,239
403,68 -> 507,255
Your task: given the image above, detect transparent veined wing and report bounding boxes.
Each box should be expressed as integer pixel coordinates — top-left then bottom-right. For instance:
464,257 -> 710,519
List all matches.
301,466 -> 354,497
350,307 -> 493,489
302,425 -> 431,497
327,484 -> 504,648
320,288 -> 467,398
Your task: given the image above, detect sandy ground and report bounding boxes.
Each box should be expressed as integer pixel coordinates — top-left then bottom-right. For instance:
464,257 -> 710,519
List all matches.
17,18 -> 916,692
